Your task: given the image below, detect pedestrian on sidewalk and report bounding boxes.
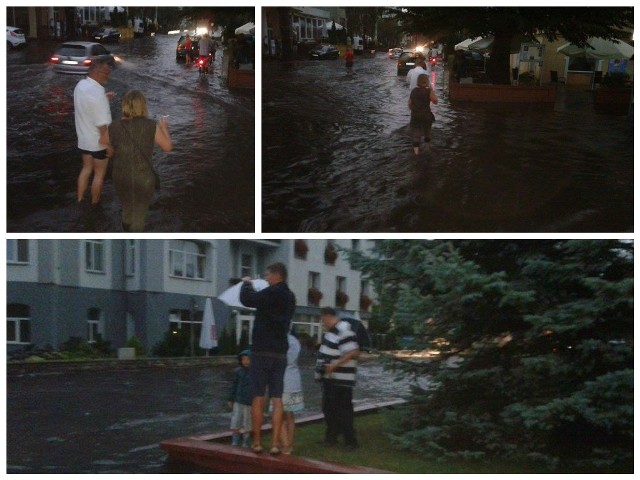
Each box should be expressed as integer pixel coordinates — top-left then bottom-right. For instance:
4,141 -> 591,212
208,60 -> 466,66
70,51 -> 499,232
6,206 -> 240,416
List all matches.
408,73 -> 438,155
240,262 -> 296,456
227,349 -> 253,448
315,307 -> 360,450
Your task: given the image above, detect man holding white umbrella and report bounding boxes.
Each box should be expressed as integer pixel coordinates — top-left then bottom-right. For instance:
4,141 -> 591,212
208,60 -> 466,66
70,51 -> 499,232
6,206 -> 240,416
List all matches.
239,262 -> 296,455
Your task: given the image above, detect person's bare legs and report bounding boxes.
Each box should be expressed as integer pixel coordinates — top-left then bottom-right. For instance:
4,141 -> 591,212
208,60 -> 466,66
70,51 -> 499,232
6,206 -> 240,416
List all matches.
270,397 -> 284,453
90,158 -> 109,205
77,154 -> 94,202
251,396 -> 265,450
281,411 -> 295,454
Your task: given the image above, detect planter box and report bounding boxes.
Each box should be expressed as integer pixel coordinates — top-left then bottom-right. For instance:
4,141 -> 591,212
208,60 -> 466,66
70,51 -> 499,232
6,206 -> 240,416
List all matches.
449,80 -> 556,104
594,88 -> 632,115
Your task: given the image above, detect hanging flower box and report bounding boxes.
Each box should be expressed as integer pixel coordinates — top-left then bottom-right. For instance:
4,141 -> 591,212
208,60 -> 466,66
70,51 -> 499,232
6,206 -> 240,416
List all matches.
324,244 -> 338,265
308,287 -> 323,306
294,239 -> 309,259
360,294 -> 372,312
335,291 -> 349,308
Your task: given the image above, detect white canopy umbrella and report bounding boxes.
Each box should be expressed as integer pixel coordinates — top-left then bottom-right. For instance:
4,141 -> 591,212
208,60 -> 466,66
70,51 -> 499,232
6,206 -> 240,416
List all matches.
454,37 -> 482,51
235,22 -> 255,35
218,279 -> 269,309
199,298 -> 218,351
468,36 -> 494,52
326,21 -> 344,31
557,37 -> 633,60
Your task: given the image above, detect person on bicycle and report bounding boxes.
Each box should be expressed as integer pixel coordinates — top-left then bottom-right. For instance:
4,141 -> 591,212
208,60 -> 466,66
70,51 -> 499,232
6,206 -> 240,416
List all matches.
197,33 -> 215,72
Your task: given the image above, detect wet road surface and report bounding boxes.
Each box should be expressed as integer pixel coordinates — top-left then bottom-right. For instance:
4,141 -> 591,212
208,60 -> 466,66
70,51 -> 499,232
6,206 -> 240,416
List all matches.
262,54 -> 633,232
6,36 -> 254,232
7,356 -> 409,473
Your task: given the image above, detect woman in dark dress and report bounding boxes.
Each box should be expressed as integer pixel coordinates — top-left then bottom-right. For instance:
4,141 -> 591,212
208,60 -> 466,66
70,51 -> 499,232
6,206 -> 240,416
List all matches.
108,90 -> 172,232
408,73 -> 438,155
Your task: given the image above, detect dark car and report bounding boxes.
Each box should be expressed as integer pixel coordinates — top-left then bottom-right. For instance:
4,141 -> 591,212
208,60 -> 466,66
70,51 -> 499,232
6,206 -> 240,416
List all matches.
176,34 -> 199,61
309,44 -> 339,60
455,50 -> 487,77
92,27 -> 120,43
397,51 -> 423,75
51,41 -> 115,74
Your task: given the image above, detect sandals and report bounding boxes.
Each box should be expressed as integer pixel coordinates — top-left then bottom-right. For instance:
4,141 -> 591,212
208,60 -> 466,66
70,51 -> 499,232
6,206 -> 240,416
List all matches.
251,444 -> 263,454
269,446 -> 281,456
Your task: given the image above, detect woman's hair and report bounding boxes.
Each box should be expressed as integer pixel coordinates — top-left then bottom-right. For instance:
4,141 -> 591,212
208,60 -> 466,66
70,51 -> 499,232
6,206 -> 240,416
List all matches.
418,74 -> 429,87
122,90 -> 148,118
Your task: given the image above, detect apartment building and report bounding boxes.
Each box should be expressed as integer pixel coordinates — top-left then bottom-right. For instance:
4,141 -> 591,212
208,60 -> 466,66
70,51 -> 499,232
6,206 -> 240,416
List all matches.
7,239 -> 374,354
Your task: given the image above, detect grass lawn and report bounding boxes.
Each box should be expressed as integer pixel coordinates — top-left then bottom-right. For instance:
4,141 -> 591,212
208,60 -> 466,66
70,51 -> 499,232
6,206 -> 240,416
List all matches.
260,410 -> 543,474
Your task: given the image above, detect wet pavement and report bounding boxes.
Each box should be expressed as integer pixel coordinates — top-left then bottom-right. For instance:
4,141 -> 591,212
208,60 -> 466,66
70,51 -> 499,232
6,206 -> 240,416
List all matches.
262,54 -> 633,232
6,36 -> 254,232
6,356 -> 410,473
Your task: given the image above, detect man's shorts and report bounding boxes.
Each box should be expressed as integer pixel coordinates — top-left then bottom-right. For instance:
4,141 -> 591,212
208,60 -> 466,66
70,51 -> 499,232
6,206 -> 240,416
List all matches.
79,148 -> 108,160
249,352 -> 286,399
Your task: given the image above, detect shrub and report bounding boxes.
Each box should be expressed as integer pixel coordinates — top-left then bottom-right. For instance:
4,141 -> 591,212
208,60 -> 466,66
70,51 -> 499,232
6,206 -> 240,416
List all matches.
126,336 -> 145,357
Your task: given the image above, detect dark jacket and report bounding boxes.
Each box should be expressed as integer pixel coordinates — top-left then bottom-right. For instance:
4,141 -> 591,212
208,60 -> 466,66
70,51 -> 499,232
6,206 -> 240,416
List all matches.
228,349 -> 252,405
240,281 -> 296,355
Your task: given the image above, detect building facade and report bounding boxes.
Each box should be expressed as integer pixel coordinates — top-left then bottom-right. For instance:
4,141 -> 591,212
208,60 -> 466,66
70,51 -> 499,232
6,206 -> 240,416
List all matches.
6,239 -> 374,354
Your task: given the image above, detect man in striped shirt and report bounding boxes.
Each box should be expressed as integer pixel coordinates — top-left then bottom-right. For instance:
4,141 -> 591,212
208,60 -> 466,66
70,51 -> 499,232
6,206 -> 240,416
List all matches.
316,307 -> 360,450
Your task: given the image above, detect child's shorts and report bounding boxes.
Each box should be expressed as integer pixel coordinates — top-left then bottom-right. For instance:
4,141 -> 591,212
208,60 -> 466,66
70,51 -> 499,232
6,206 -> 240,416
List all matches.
230,402 -> 252,432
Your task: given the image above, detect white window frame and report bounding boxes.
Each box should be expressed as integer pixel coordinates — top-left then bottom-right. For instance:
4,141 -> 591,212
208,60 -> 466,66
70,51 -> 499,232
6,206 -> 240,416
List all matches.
240,253 -> 253,278
87,308 -> 103,344
169,241 -> 207,280
85,240 -> 105,273
7,312 -> 31,345
309,271 -> 320,289
7,240 -> 30,264
125,239 -> 136,276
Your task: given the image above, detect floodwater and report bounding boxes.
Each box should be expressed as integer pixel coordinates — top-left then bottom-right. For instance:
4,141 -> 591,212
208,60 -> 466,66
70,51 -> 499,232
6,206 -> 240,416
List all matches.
262,54 -> 633,232
6,36 -> 254,232
6,356 -> 410,473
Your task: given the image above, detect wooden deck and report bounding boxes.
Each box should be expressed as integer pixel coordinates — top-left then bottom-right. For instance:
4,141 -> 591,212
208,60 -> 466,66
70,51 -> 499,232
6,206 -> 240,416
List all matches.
161,399 -> 404,473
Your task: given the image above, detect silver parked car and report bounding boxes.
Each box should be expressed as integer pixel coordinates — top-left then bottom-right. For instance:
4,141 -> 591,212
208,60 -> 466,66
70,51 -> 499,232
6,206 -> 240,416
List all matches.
50,41 -> 115,74
7,26 -> 26,49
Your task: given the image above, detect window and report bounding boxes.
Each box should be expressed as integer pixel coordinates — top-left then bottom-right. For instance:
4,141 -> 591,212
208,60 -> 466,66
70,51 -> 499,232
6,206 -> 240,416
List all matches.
568,57 -> 597,72
126,240 -> 136,276
337,276 -> 346,292
87,307 -> 102,344
169,240 -> 207,280
7,304 -> 31,344
240,253 -> 253,278
309,271 -> 320,289
7,240 -> 29,264
85,240 -> 105,272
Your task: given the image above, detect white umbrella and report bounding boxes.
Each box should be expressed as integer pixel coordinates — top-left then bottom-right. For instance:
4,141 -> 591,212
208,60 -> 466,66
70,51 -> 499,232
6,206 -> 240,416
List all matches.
218,279 -> 269,308
326,21 -> 344,31
235,22 -> 255,35
468,36 -> 494,52
455,37 -> 482,51
199,298 -> 218,351
557,37 -> 633,60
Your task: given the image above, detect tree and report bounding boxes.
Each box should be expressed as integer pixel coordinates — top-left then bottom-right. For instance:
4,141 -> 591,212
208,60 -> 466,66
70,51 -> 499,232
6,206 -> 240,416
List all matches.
346,240 -> 633,471
395,7 -> 633,84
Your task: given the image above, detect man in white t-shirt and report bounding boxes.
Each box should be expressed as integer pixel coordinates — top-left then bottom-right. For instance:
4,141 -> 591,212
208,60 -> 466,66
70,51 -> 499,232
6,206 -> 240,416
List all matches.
74,59 -> 114,206
406,57 -> 433,91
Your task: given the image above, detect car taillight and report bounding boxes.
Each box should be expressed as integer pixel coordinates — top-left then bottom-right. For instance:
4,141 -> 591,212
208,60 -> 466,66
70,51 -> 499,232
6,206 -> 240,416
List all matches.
199,59 -> 204,65
10,31 -> 17,37
51,56 -> 59,63
83,59 -> 92,65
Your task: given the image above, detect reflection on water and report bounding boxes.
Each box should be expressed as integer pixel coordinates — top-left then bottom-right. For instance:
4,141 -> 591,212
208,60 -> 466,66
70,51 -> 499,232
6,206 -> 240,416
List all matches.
7,358 -> 410,473
262,55 -> 633,232
7,36 -> 254,232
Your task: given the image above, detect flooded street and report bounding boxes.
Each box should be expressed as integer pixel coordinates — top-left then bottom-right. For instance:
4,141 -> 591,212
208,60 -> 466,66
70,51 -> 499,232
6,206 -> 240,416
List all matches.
6,36 -> 254,232
7,357 -> 410,473
262,54 -> 633,232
